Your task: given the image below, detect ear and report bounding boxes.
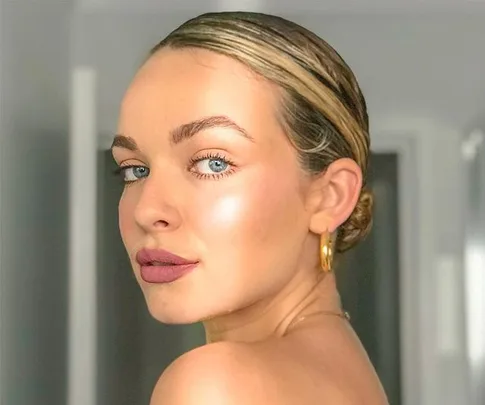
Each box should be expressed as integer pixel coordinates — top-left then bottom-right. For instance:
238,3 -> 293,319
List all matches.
305,158 -> 363,234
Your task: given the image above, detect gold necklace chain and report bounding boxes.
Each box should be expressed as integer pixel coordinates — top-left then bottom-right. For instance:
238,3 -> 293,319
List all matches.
288,310 -> 351,331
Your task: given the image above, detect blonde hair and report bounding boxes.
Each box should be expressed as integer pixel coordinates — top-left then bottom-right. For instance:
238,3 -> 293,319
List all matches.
149,12 -> 373,252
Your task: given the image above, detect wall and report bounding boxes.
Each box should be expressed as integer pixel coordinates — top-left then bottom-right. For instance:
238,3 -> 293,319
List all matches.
76,0 -> 485,14
0,1 -> 74,404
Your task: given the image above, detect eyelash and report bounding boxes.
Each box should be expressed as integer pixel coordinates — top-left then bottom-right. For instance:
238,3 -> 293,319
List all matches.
188,151 -> 236,180
113,165 -> 144,186
113,152 -> 236,184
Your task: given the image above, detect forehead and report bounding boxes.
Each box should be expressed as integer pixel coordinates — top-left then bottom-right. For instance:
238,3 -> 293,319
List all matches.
118,48 -> 281,136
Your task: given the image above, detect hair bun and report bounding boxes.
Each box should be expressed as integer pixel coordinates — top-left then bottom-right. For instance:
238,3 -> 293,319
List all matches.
337,188 -> 374,252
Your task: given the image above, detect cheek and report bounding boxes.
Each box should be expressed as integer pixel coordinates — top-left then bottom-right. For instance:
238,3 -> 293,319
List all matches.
118,190 -> 138,249
193,169 -> 304,255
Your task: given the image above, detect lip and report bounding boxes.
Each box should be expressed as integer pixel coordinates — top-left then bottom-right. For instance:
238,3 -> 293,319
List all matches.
136,248 -> 199,284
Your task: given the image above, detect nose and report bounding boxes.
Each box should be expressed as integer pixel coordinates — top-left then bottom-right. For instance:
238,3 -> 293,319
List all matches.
133,175 -> 182,233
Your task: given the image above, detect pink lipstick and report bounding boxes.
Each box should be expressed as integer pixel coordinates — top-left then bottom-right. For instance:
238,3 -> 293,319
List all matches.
136,248 -> 198,283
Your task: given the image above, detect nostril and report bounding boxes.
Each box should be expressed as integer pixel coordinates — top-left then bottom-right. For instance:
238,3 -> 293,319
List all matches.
154,220 -> 169,228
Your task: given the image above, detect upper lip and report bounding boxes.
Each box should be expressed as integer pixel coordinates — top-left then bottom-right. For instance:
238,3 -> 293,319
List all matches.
136,248 -> 198,266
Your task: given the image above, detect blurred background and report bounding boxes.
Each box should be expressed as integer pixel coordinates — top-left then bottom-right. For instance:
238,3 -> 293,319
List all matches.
0,0 -> 484,404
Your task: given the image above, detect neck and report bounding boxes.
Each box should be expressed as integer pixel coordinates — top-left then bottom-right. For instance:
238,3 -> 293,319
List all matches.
203,269 -> 342,344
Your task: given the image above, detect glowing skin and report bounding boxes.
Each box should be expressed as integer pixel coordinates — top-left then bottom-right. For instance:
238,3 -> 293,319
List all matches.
114,45 -> 366,335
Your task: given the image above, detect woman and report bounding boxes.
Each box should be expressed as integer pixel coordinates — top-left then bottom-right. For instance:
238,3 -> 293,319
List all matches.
111,11 -> 388,405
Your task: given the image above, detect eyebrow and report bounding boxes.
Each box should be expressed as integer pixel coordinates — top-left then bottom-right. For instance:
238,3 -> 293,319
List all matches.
170,115 -> 253,145
111,134 -> 138,151
111,115 -> 253,151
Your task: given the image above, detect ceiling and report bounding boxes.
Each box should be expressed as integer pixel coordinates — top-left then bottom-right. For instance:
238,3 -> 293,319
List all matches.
77,0 -> 485,14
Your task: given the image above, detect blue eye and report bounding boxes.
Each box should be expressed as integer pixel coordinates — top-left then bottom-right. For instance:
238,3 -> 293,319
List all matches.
189,152 -> 236,180
118,165 -> 149,182
196,158 -> 229,174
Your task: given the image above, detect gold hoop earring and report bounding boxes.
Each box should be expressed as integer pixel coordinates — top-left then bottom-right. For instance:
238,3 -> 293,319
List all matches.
320,232 -> 333,273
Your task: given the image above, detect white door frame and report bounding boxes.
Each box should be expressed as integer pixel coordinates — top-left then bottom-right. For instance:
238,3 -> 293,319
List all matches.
68,66 -> 98,405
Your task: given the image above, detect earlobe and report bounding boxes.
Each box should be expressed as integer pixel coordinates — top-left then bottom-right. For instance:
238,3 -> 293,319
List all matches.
309,211 -> 333,235
307,158 -> 363,234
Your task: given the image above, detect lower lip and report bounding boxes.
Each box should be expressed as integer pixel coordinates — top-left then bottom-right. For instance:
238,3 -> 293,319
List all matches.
140,263 -> 198,284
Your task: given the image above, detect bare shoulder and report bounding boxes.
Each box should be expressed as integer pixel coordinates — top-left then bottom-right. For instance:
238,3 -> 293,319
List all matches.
150,341 -> 278,405
150,333 -> 386,405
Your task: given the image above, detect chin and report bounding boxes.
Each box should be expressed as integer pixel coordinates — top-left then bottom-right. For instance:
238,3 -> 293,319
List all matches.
146,304 -> 201,325
142,289 -> 210,325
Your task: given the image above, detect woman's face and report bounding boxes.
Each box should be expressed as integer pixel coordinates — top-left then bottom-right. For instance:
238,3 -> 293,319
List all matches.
113,48 -> 316,323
